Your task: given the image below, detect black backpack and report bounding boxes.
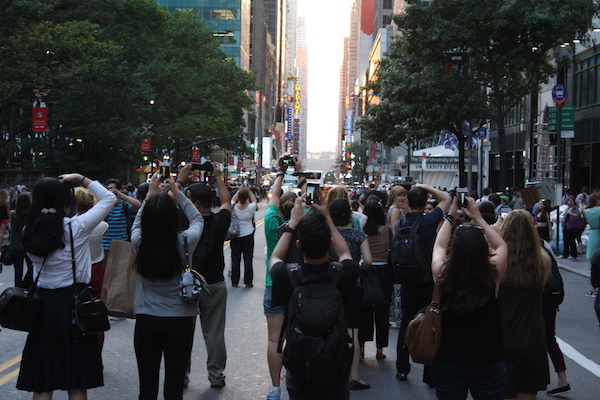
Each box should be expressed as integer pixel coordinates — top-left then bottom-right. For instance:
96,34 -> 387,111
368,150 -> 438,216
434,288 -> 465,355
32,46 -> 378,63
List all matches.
279,262 -> 353,388
390,214 -> 432,287
541,240 -> 565,307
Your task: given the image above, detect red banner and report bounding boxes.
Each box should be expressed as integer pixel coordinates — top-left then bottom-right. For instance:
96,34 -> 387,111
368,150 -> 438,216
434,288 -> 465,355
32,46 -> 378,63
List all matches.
32,107 -> 48,132
141,137 -> 151,152
228,156 -> 234,165
191,149 -> 200,162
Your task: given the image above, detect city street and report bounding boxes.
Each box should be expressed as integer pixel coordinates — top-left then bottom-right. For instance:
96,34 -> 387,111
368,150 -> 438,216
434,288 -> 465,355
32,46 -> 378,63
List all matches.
1,201 -> 599,399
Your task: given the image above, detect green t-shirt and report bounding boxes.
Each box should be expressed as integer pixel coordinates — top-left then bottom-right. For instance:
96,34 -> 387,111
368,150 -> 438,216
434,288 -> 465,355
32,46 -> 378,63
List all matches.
264,204 -> 284,287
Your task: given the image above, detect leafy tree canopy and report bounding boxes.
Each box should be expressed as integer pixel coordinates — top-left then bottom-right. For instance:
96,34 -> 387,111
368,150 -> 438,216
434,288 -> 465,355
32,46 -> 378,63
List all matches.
361,0 -> 598,188
0,0 -> 256,180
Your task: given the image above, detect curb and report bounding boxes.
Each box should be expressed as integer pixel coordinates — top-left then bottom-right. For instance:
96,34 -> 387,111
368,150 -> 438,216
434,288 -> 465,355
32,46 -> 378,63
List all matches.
557,262 -> 590,279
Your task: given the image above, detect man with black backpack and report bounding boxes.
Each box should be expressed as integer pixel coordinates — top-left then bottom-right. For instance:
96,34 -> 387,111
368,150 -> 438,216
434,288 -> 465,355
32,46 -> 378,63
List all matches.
271,197 -> 359,399
392,184 -> 450,383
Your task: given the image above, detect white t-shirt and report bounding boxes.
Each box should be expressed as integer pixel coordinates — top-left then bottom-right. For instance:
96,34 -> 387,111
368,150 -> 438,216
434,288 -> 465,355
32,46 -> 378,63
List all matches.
234,202 -> 257,237
90,221 -> 109,264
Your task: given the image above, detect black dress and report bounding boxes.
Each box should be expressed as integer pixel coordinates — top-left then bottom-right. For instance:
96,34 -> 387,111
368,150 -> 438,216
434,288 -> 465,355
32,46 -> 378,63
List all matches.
16,286 -> 104,392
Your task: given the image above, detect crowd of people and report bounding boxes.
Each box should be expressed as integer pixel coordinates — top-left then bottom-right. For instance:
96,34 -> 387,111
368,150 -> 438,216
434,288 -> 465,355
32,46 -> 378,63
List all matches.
1,163 -> 599,400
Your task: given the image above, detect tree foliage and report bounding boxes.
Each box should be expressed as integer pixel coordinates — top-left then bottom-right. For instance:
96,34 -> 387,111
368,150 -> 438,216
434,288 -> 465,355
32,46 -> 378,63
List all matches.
0,0 -> 255,180
361,0 -> 598,188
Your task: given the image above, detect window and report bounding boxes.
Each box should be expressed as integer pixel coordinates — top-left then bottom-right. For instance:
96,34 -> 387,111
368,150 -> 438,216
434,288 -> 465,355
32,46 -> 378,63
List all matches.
213,31 -> 236,44
574,55 -> 598,108
212,9 -> 237,20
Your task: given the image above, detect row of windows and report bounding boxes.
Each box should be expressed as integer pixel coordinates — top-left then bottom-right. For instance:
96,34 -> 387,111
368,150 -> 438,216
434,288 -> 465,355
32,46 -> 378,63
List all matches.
573,55 -> 600,108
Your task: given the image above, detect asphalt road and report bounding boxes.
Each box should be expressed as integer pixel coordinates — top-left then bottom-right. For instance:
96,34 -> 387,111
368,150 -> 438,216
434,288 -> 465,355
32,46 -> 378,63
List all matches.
1,201 -> 599,399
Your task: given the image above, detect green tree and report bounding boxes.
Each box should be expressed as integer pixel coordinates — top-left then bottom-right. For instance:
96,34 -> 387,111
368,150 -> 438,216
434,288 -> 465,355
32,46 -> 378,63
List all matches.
362,0 -> 597,189
0,0 -> 118,171
359,34 -> 487,186
1,0 -> 256,180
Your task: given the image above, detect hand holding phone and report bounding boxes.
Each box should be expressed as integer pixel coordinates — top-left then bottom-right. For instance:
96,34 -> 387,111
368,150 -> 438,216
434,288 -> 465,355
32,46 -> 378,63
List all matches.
457,188 -> 468,208
306,183 -> 319,205
159,164 -> 170,182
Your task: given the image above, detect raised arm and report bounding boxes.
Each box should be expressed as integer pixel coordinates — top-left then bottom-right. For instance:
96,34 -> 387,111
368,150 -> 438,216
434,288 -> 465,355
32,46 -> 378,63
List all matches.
463,197 -> 508,287
432,197 -> 458,279
416,183 -> 451,213
270,196 -> 307,267
213,162 -> 232,213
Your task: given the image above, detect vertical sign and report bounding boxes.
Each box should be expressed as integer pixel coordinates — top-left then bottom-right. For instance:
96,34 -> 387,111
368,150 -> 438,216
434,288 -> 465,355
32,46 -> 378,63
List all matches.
191,148 -> 200,162
141,137 -> 151,152
32,107 -> 48,132
294,85 -> 301,115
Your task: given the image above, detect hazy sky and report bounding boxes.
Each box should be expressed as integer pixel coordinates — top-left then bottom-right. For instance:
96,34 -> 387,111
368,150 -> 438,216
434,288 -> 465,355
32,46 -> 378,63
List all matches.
298,0 -> 355,153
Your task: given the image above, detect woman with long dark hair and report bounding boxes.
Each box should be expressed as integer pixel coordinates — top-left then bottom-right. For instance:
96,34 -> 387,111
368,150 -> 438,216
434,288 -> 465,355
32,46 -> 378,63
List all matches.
359,200 -> 392,360
9,193 -> 33,287
430,197 -> 508,399
16,174 -> 116,400
131,173 -> 203,400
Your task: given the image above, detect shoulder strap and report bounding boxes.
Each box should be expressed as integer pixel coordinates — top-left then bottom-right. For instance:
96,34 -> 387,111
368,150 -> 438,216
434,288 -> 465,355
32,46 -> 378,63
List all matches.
69,222 -> 76,286
329,261 -> 344,286
286,263 -> 304,288
410,213 -> 424,234
182,233 -> 190,269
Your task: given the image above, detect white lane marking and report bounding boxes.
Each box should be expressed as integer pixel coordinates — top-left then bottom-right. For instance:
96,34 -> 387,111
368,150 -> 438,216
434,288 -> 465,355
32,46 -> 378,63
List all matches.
557,337 -> 600,378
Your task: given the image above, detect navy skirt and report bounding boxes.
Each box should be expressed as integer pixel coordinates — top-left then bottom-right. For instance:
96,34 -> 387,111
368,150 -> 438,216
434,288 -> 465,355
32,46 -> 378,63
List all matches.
17,286 -> 104,392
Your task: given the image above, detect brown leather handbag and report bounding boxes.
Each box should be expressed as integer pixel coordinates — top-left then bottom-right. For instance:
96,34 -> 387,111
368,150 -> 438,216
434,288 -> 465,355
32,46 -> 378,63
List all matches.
404,281 -> 442,365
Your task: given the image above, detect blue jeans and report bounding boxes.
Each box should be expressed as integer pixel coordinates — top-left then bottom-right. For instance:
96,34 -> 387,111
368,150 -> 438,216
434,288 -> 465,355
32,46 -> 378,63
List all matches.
431,359 -> 506,400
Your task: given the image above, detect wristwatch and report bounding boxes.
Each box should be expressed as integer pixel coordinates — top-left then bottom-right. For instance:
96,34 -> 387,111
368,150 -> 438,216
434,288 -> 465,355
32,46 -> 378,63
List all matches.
283,223 -> 297,235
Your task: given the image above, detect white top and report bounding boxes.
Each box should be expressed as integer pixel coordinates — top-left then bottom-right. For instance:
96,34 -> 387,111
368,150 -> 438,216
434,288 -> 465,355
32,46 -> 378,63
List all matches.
90,221 -> 109,264
234,202 -> 257,237
29,181 -> 117,289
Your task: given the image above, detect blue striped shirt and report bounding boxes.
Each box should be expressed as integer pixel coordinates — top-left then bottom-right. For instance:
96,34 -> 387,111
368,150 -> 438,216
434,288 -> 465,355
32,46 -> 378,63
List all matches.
102,202 -> 130,249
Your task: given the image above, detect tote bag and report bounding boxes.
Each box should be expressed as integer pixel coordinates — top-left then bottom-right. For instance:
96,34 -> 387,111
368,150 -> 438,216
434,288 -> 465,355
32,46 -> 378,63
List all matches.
101,240 -> 137,318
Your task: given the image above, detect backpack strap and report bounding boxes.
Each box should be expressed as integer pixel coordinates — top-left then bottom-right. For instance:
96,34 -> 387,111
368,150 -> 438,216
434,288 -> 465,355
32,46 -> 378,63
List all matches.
409,213 -> 424,234
286,263 -> 304,288
277,263 -> 302,354
329,261 -> 344,286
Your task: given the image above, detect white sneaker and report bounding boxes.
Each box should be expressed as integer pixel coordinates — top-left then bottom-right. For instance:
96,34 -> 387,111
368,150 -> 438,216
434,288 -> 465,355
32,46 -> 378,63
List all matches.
266,386 -> 281,400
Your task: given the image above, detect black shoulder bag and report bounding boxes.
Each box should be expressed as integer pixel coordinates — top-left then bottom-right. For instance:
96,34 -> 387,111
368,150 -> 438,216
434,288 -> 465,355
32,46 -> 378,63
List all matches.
70,223 -> 110,335
0,258 -> 45,332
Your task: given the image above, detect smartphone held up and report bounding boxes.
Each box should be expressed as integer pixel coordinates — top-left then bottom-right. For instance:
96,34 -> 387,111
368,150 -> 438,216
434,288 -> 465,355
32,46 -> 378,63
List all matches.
457,188 -> 468,208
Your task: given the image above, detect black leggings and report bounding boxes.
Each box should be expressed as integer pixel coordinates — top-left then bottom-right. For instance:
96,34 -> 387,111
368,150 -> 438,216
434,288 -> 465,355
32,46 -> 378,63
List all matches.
134,315 -> 195,400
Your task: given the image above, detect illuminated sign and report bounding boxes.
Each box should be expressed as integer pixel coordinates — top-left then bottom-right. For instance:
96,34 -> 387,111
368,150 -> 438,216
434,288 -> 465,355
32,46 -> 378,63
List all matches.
294,85 -> 301,114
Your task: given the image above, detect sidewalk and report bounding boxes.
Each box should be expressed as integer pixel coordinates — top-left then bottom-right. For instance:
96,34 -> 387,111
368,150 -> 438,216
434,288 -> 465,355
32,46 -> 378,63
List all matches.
556,255 -> 592,278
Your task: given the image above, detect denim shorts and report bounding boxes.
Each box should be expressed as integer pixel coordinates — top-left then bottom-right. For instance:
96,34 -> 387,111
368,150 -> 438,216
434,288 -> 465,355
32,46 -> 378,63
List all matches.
431,359 -> 506,400
263,286 -> 284,316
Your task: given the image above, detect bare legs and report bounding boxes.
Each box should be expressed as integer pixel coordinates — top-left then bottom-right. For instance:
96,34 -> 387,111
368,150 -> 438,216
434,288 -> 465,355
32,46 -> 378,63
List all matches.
267,314 -> 285,388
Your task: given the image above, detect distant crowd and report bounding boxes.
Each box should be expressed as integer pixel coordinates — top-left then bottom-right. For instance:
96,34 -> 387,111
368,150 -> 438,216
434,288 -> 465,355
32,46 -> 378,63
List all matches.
1,165 -> 599,400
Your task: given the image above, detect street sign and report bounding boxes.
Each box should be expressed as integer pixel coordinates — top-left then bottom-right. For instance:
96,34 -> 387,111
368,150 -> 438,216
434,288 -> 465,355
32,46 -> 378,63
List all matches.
552,84 -> 568,106
476,127 -> 487,139
548,106 -> 575,138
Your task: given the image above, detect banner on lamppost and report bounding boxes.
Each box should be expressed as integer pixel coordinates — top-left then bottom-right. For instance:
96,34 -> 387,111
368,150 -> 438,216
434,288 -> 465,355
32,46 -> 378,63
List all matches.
32,107 -> 48,132
191,148 -> 200,162
141,137 -> 151,152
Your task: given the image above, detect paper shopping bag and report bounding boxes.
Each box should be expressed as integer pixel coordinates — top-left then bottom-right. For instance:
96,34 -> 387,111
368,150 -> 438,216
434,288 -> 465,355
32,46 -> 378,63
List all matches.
101,240 -> 137,318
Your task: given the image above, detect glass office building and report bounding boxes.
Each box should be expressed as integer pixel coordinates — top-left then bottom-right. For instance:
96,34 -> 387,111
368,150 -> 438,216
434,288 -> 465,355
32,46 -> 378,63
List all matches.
155,0 -> 251,71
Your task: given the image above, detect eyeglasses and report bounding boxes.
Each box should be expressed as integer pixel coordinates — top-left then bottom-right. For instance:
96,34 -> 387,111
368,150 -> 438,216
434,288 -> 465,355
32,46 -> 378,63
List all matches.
457,223 -> 484,231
